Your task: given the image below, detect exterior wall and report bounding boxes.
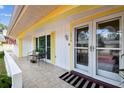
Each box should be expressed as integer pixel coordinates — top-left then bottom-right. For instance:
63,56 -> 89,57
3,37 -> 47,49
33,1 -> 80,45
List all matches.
12,37 -> 33,57
12,39 -> 19,57
10,5 -> 124,87
13,6 -> 124,71
55,23 -> 70,70
22,36 -> 33,57
35,20 -> 71,70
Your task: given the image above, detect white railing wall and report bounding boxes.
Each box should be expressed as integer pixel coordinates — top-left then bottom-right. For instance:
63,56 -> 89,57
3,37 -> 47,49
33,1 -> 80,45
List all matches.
4,50 -> 22,88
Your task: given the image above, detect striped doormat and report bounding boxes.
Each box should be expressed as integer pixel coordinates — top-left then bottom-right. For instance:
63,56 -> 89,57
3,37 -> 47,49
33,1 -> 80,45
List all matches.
59,71 -> 119,88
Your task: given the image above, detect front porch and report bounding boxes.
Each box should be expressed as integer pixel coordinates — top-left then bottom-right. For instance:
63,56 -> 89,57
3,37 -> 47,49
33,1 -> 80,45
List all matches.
9,52 -> 73,88
5,6 -> 124,88
5,51 -> 122,88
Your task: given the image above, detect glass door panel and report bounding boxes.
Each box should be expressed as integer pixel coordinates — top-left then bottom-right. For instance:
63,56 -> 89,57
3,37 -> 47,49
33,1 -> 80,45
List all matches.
47,35 -> 51,60
76,49 -> 88,66
73,15 -> 123,82
74,25 -> 90,71
36,38 -> 38,51
96,18 -> 121,81
39,36 -> 46,58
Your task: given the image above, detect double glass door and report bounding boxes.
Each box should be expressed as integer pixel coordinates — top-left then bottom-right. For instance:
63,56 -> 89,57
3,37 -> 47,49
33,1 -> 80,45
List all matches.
38,35 -> 51,61
74,16 -> 123,81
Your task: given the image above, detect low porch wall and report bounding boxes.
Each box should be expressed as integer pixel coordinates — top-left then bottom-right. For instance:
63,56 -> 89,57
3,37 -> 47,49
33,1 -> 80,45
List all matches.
4,50 -> 22,88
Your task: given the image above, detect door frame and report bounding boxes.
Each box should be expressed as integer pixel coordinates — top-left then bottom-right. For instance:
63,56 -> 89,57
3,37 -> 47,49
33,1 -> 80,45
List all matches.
93,16 -> 122,81
38,33 -> 51,63
72,11 -> 124,86
72,21 -> 93,77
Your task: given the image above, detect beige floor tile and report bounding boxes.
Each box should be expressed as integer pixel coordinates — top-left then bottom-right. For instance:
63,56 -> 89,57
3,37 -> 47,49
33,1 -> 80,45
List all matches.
10,54 -> 74,88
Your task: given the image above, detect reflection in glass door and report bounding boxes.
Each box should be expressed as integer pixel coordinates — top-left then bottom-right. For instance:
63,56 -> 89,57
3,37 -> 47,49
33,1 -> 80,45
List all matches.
39,36 -> 46,54
96,18 -> 121,81
74,15 -> 123,82
38,35 -> 51,61
74,25 -> 90,71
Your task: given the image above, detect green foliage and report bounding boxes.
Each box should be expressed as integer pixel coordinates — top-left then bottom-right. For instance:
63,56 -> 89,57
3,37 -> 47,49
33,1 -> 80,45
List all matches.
0,23 -> 7,30
0,51 -> 11,88
35,48 -> 39,52
0,51 -> 7,79
0,51 -> 4,58
37,47 -> 45,54
0,74 -> 12,88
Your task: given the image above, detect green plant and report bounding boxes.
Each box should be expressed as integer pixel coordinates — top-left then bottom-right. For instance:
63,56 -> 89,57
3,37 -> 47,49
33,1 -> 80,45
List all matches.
0,51 -> 4,58
37,47 -> 45,54
35,48 -> 39,52
0,74 -> 12,88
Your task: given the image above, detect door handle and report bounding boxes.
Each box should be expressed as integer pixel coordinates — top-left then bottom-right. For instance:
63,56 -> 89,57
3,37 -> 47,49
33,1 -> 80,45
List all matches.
121,53 -> 124,58
90,46 -> 95,52
90,46 -> 92,52
92,46 -> 94,51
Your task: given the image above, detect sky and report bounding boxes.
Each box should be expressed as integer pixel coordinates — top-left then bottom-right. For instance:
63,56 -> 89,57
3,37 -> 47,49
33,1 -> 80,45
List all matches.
0,5 -> 14,26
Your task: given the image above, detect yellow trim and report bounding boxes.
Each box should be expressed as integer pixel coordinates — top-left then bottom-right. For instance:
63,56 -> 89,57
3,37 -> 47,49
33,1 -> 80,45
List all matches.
18,5 -> 78,38
70,24 -> 73,70
18,6 -> 104,39
71,6 -> 124,26
51,32 -> 56,64
18,38 -> 23,57
70,6 -> 124,70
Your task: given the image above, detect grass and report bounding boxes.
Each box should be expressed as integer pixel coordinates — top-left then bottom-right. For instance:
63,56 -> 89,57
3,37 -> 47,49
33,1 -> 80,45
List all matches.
0,51 -> 12,88
0,52 -> 6,75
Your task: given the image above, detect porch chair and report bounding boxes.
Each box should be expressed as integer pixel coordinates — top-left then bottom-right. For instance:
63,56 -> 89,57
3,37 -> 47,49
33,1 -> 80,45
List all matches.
37,51 -> 47,63
27,50 -> 35,61
36,47 -> 47,63
29,50 -> 39,63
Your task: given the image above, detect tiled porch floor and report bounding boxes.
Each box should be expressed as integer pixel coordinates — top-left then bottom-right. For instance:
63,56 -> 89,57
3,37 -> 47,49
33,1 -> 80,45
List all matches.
10,54 -> 74,88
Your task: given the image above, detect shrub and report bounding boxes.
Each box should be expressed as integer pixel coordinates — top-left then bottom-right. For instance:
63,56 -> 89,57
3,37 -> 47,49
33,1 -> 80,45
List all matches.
0,51 -> 4,58
0,74 -> 12,88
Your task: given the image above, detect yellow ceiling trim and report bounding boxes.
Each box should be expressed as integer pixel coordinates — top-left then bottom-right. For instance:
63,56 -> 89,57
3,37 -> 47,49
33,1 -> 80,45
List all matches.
39,5 -> 103,26
71,6 -> 124,26
18,5 -> 79,38
18,5 -> 104,38
19,5 -> 106,38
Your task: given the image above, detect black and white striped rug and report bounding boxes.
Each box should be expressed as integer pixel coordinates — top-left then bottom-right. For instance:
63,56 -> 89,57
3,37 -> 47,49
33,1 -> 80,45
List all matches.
59,71 -> 118,88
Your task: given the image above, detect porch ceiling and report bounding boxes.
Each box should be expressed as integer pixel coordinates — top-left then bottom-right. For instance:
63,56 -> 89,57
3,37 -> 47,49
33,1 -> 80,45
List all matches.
9,5 -> 117,39
8,5 -> 59,38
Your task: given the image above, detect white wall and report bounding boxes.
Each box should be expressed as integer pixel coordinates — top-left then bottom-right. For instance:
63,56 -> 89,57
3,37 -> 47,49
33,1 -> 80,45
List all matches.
22,36 -> 33,57
11,6 -> 115,70
55,22 -> 70,70
22,6 -> 118,70
35,20 -> 71,70
12,39 -> 19,57
12,36 -> 33,57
